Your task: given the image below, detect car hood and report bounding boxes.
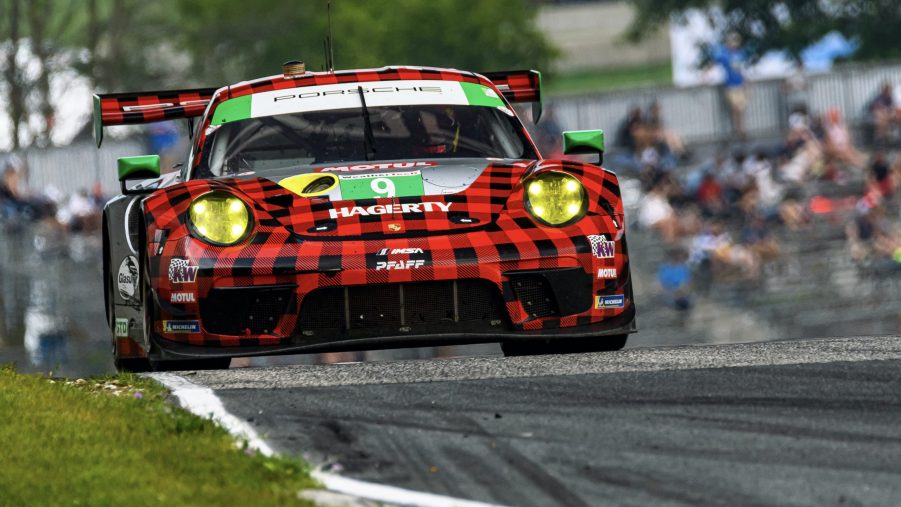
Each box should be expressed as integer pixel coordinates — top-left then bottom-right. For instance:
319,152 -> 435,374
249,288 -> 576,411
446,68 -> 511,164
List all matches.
223,158 -> 532,238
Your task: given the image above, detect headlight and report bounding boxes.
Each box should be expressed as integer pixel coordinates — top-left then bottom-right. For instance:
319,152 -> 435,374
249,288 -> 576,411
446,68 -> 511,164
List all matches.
523,171 -> 586,226
188,191 -> 251,245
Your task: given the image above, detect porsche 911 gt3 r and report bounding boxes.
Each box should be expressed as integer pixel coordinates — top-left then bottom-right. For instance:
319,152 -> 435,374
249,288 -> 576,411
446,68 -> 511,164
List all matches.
98,63 -> 636,371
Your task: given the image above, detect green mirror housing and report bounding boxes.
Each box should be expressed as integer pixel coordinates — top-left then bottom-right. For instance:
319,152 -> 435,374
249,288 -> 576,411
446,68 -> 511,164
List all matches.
562,130 -> 605,165
117,155 -> 161,194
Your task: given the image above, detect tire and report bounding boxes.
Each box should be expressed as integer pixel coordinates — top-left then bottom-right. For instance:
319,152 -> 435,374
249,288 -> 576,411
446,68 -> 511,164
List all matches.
138,225 -> 231,372
501,334 -> 628,357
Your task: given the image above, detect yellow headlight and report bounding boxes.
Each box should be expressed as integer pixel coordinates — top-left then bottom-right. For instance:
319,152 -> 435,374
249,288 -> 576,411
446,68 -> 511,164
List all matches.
524,171 -> 585,226
189,191 -> 251,245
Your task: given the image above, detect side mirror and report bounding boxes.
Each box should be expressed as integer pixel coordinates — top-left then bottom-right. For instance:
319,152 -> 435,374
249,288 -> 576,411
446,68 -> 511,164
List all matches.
562,129 -> 604,166
118,155 -> 161,195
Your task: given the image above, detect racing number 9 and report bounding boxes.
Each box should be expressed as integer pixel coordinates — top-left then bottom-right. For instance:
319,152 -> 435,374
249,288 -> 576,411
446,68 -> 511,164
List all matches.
371,177 -> 396,197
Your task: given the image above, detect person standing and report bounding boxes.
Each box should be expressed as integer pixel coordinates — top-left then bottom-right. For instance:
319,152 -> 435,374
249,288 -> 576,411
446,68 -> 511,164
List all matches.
715,33 -> 749,140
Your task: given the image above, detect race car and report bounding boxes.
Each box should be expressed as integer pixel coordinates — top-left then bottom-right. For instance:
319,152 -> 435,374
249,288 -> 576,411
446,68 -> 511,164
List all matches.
98,63 -> 636,371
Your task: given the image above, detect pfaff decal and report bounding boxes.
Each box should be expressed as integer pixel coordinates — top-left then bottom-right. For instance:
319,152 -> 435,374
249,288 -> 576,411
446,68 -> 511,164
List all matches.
117,256 -> 140,302
163,320 -> 201,333
329,201 -> 452,219
595,295 -> 625,309
376,260 -> 426,270
170,292 -> 196,303
320,161 -> 435,173
597,268 -> 618,279
587,235 -> 615,259
115,318 -> 129,338
168,258 -> 199,284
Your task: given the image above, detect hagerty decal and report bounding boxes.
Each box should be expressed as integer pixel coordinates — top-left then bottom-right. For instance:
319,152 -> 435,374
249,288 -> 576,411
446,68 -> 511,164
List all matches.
329,201 -> 451,219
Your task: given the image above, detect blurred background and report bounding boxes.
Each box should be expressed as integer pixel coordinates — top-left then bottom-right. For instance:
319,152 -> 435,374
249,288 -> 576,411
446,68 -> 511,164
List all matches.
3,0 -> 901,376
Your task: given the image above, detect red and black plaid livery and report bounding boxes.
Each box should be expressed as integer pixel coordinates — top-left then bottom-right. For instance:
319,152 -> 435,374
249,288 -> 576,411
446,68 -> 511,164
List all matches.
93,88 -> 217,146
139,157 -> 631,347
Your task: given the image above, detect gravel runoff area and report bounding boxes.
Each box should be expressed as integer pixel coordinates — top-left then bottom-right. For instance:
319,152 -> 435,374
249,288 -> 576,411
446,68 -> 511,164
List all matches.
174,336 -> 901,506
189,335 -> 901,389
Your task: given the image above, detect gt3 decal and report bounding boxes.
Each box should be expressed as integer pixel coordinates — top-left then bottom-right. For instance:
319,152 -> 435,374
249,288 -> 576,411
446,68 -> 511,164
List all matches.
115,318 -> 130,337
595,295 -> 625,309
168,258 -> 199,284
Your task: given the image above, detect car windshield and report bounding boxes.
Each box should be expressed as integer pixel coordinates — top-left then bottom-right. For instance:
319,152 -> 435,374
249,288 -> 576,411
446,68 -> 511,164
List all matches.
197,103 -> 537,178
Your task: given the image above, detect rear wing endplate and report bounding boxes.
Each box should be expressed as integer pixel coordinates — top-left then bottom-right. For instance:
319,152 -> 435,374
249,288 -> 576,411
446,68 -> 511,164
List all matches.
481,70 -> 542,123
92,87 -> 219,147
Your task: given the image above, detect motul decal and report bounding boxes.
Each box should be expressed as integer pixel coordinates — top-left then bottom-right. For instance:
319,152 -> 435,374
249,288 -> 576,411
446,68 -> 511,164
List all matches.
597,268 -> 618,279
319,161 -> 435,173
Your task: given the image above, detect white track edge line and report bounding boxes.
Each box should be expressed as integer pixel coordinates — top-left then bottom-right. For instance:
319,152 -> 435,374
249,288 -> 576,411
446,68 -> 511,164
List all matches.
148,372 -> 506,507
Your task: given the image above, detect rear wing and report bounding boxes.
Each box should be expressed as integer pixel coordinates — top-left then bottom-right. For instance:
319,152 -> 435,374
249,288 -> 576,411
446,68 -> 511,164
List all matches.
481,70 -> 542,123
92,87 -> 219,147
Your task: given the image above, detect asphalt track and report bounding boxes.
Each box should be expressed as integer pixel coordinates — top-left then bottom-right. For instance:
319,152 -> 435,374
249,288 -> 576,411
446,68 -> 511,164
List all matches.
185,336 -> 901,506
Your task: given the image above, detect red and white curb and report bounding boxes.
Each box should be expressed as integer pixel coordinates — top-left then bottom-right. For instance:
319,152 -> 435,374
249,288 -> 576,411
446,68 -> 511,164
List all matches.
149,372 -> 505,507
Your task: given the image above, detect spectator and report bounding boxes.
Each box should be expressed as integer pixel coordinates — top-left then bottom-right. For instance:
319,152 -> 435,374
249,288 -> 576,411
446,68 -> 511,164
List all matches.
645,100 -> 686,160
657,249 -> 692,312
869,151 -> 894,199
696,170 -> 725,217
715,32 -> 749,139
824,108 -> 866,169
867,83 -> 897,145
638,180 -> 681,243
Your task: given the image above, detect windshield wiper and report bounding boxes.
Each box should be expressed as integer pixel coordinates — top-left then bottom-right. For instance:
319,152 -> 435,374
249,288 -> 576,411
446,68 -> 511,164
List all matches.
357,86 -> 376,161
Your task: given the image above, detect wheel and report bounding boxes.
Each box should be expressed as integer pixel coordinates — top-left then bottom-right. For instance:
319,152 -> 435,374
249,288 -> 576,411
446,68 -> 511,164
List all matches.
501,334 -> 628,357
137,226 -> 231,372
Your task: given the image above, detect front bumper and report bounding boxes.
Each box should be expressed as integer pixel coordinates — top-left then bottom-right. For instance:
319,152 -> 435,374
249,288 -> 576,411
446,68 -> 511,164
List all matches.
148,216 -> 635,354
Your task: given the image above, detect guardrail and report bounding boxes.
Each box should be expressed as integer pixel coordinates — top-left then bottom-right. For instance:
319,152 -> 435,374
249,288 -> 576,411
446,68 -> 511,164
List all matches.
549,61 -> 901,144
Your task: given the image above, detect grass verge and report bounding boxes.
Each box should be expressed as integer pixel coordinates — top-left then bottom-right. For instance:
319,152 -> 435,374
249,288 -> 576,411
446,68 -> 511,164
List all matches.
0,367 -> 316,506
545,62 -> 673,96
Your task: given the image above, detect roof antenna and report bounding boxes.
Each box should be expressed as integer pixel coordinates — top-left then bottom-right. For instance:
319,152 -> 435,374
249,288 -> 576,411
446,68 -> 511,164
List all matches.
324,0 -> 335,72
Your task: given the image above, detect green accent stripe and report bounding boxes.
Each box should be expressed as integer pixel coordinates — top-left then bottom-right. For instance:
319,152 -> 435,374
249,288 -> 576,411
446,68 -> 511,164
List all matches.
211,95 -> 252,125
460,82 -> 505,107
